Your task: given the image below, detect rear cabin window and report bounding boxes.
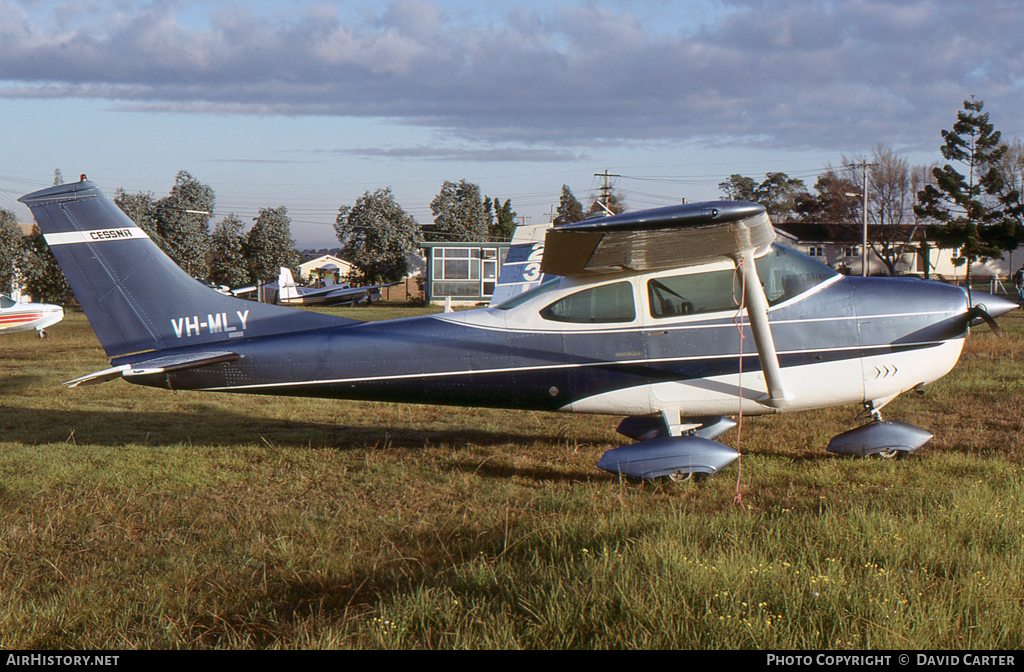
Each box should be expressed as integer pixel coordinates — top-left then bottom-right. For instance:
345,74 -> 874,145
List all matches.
540,281 -> 636,323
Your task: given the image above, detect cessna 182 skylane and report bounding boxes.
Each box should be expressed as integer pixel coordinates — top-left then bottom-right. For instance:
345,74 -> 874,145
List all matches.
19,178 -> 1017,480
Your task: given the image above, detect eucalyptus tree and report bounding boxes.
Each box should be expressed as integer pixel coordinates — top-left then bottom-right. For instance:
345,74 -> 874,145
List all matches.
208,214 -> 249,288
245,206 -> 299,284
335,188 -> 420,285
719,172 -> 807,222
0,209 -> 24,294
425,180 -> 489,243
19,226 -> 71,304
155,170 -> 214,279
915,99 -> 1013,286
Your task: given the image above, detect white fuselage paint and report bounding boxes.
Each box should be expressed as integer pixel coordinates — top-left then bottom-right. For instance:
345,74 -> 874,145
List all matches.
563,338 -> 964,417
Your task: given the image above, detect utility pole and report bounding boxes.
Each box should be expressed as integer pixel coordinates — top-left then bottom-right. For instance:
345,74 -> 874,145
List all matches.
594,169 -> 621,215
847,160 -> 877,277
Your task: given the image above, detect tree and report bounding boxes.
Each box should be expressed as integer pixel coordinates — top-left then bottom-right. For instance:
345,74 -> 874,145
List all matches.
208,214 -> 249,288
114,189 -> 161,243
335,188 -> 420,285
915,98 -> 1012,287
993,138 -> 1024,265
425,180 -> 489,243
587,190 -> 625,216
19,226 -> 71,304
0,209 -> 24,294
862,147 -> 932,276
155,170 -> 214,278
719,174 -> 757,202
245,206 -> 299,284
719,172 -> 808,222
115,171 -> 215,278
794,169 -> 860,229
555,185 -> 585,225
491,197 -> 517,240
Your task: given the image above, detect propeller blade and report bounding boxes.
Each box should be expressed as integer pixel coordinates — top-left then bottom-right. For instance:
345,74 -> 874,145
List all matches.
969,305 -> 1001,337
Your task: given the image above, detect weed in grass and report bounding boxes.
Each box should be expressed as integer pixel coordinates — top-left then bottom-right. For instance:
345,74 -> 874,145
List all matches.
1,306 -> 1023,648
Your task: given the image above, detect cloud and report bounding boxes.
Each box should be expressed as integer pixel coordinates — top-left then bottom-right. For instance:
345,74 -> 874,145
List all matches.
1,0 -> 1022,153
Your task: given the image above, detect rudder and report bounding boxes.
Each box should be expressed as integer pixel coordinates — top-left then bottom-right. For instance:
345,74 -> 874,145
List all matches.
20,179 -> 351,360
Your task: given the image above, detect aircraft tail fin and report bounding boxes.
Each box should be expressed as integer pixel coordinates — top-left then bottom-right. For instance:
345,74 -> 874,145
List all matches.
488,222 -> 554,306
19,179 -> 353,361
277,267 -> 300,303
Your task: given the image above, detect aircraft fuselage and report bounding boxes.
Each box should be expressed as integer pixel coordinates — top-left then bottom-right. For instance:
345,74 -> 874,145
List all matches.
122,273 -> 972,419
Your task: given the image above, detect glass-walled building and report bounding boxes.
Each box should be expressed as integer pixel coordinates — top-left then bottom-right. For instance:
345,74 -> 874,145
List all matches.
422,242 -> 511,304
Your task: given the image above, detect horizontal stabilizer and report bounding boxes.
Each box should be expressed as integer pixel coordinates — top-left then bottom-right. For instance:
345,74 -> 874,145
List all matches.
124,351 -> 241,377
63,351 -> 240,387
63,365 -> 132,388
541,201 -> 774,276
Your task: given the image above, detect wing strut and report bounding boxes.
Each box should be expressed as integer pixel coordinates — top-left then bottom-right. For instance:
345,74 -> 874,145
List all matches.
738,249 -> 791,409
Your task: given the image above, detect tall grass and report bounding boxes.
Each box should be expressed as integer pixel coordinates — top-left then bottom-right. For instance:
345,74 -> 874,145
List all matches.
1,304 -> 1021,648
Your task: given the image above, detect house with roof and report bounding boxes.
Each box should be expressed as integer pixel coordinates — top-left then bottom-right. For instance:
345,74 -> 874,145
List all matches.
773,221 -> 1022,281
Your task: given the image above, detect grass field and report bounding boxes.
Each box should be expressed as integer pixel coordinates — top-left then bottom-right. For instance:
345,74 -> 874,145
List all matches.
1,300 -> 1022,649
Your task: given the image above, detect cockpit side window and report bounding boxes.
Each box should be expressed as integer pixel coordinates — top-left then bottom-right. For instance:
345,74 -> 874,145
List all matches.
540,281 -> 636,323
0,295 -> 15,309
648,269 -> 739,318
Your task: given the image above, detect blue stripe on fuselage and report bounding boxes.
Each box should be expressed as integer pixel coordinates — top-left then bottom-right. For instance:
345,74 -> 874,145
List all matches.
125,275 -> 969,410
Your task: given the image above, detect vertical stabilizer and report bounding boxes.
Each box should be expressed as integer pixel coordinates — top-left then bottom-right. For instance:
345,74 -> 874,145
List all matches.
20,179 -> 353,360
277,267 -> 300,303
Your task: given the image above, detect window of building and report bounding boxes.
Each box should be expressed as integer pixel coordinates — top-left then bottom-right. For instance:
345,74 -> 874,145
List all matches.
807,246 -> 825,258
431,246 -> 502,298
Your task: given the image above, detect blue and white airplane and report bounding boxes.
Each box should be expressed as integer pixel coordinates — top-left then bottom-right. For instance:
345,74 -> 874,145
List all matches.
19,178 -> 1016,480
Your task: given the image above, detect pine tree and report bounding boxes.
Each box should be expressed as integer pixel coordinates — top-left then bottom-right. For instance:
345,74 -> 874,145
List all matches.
555,185 -> 584,225
491,198 -> 517,240
915,98 -> 1011,286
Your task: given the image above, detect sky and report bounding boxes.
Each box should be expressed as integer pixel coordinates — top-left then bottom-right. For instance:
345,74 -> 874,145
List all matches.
1,0 -> 1023,248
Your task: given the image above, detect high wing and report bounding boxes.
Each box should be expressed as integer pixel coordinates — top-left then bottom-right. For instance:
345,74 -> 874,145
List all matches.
540,201 -> 790,408
540,201 -> 774,275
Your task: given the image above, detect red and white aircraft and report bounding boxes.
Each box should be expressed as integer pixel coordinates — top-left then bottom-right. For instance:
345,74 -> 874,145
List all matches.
0,294 -> 63,337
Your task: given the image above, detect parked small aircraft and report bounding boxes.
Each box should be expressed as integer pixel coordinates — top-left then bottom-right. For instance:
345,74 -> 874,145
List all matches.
275,267 -> 388,306
20,178 -> 1016,480
0,294 -> 63,337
